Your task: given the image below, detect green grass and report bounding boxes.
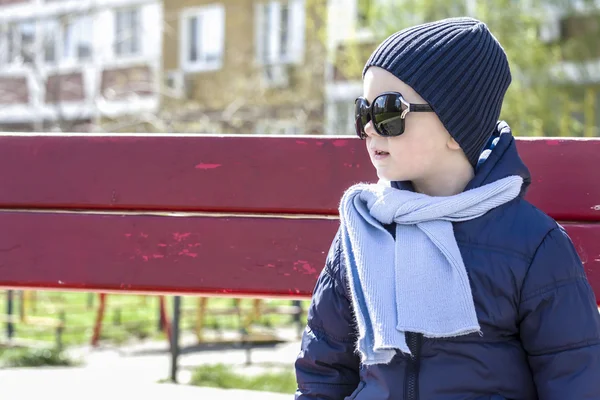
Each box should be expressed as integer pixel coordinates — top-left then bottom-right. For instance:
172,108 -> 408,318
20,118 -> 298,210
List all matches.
189,363 -> 297,394
0,291 -> 310,347
0,347 -> 79,368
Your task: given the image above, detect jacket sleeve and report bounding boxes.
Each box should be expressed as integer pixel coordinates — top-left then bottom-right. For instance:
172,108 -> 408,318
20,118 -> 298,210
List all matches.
519,226 -> 600,400
295,229 -> 361,399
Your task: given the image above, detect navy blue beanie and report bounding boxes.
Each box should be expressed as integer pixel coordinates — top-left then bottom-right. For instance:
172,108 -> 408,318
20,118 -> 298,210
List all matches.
363,17 -> 512,167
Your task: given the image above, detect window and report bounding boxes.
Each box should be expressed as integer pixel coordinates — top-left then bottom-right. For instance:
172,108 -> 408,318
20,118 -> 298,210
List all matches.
115,8 -> 142,57
255,0 -> 305,65
40,16 -> 93,65
63,15 -> 93,61
41,20 -> 60,63
0,26 -> 11,65
181,5 -> 225,71
0,21 -> 35,65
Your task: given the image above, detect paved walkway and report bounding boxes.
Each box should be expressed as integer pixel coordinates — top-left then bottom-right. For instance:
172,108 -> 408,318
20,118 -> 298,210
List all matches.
1,328 -> 301,399
1,367 -> 292,399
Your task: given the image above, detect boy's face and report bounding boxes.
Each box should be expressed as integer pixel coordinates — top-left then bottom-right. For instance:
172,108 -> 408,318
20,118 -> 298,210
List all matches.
362,67 -> 459,183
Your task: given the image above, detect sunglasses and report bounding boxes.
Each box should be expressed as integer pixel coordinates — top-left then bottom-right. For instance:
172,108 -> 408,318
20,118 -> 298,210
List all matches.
354,92 -> 434,139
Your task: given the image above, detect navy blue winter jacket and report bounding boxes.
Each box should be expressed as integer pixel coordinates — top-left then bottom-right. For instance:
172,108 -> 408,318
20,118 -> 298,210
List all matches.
295,121 -> 600,399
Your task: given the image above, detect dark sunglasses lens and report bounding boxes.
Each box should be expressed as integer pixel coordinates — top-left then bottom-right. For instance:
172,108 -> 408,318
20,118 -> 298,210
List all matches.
355,117 -> 366,139
373,94 -> 405,137
354,98 -> 369,138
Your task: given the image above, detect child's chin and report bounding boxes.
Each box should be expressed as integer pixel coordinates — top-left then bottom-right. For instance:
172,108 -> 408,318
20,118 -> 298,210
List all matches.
377,170 -> 410,183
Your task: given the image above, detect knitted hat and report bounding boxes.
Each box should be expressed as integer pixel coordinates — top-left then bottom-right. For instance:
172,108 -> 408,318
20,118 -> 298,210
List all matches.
363,17 -> 512,167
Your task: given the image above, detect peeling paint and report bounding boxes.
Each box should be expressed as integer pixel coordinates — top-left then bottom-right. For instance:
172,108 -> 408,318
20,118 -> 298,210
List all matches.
294,260 -> 317,275
173,232 -> 192,242
178,249 -> 198,258
296,140 -> 308,145
316,141 -> 324,146
139,233 -> 149,238
332,140 -> 347,147
592,205 -> 600,211
195,163 -> 222,169
124,234 -> 132,238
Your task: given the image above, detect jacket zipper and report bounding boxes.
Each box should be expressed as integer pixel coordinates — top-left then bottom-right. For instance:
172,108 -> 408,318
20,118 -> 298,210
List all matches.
404,332 -> 422,400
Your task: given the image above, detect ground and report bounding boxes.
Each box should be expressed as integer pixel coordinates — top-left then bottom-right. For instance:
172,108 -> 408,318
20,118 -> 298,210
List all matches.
1,327 -> 300,399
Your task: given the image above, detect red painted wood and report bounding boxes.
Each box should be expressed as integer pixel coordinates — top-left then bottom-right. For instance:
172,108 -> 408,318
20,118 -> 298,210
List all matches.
0,135 -> 598,221
0,211 -> 338,298
0,211 -> 597,302
516,139 -> 600,222
91,293 -> 106,347
0,135 -> 373,216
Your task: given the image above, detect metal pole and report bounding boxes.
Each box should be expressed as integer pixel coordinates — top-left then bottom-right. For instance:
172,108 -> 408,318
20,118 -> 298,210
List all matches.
170,296 -> 181,383
293,300 -> 304,339
158,298 -> 165,332
7,290 -> 14,339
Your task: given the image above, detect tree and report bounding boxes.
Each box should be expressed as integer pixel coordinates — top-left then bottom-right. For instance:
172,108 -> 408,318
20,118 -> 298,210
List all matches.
341,0 -> 600,137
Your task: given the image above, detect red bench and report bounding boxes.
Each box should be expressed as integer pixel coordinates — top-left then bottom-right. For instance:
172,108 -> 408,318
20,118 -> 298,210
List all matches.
0,133 -> 598,378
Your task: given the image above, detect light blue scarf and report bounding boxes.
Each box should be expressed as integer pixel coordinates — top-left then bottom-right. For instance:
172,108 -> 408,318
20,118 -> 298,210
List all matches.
338,175 -> 523,365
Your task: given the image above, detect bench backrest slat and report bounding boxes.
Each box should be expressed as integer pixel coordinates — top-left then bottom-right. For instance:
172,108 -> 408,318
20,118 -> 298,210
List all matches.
0,135 -> 598,221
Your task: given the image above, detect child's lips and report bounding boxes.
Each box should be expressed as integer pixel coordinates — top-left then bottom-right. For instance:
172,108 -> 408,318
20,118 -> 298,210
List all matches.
371,148 -> 390,160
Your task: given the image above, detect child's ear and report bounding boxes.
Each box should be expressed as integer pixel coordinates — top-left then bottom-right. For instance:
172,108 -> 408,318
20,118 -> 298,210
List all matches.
447,136 -> 462,151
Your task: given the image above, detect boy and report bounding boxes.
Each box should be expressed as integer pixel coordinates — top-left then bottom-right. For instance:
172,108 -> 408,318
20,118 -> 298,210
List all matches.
294,17 -> 600,399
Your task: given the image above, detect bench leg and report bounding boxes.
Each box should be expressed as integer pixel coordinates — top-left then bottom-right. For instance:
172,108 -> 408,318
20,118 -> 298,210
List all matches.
6,290 -> 14,340
170,296 -> 181,383
293,300 -> 304,339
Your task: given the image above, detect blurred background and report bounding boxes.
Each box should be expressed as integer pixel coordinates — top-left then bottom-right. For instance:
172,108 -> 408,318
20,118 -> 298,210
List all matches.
0,0 -> 599,397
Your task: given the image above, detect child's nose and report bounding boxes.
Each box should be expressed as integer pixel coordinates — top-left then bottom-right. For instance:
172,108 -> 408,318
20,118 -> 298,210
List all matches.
364,121 -> 379,138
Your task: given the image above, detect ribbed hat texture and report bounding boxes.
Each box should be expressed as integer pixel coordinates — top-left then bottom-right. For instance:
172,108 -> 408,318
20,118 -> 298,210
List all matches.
363,17 -> 512,167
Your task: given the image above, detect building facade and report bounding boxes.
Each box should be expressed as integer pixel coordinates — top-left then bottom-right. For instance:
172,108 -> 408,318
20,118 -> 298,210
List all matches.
161,0 -> 328,135
0,0 -> 162,132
